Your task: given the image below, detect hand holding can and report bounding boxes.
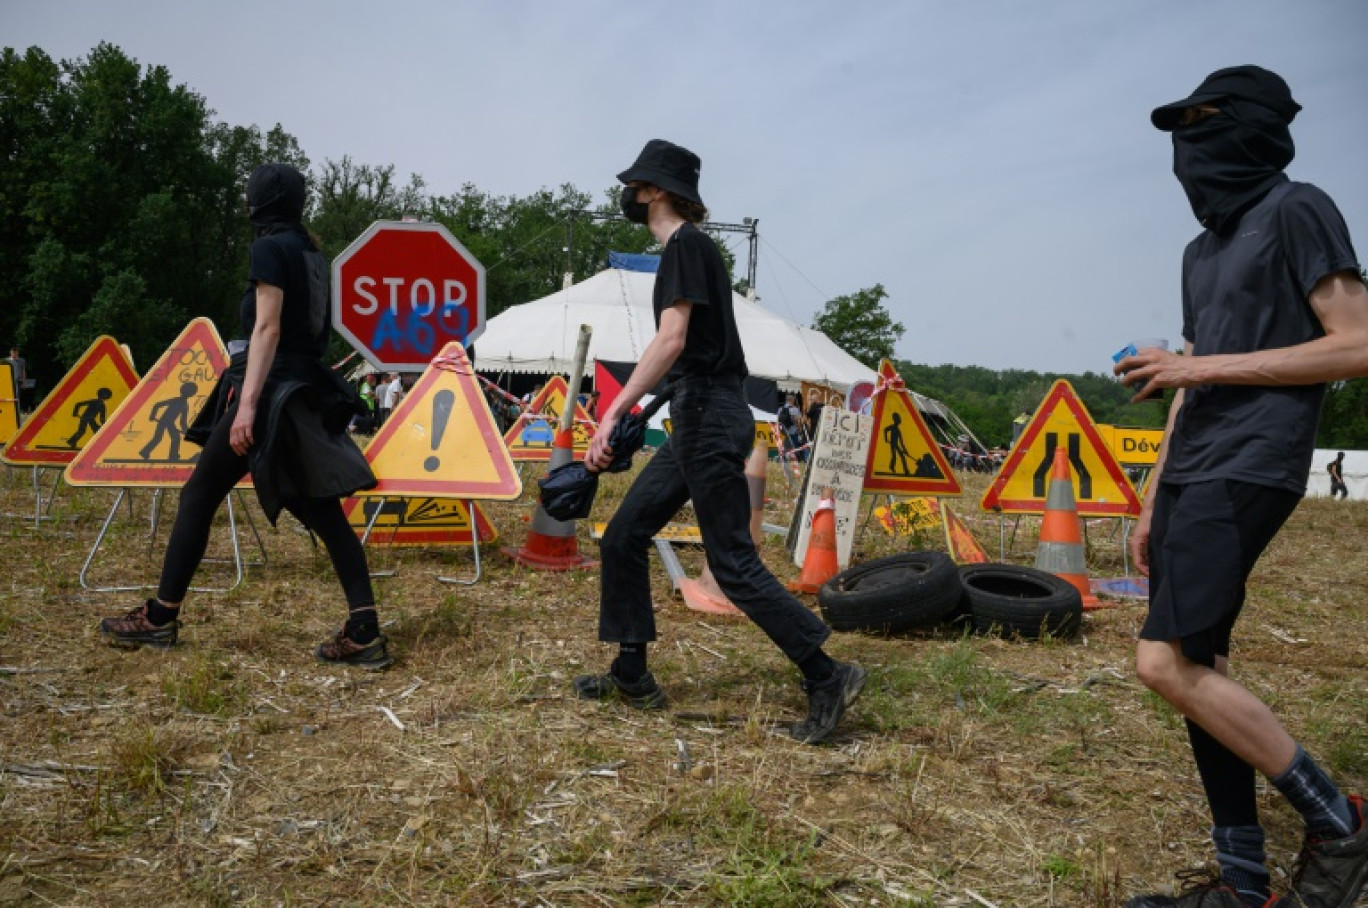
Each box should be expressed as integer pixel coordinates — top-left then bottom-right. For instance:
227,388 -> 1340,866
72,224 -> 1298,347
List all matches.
1112,338 -> 1170,401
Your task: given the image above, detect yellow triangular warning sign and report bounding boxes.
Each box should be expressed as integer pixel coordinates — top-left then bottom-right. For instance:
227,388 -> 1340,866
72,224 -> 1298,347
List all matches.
3,337 -> 139,466
981,379 -> 1141,517
363,342 -> 521,499
502,375 -> 596,462
864,360 -> 961,496
66,319 -> 229,487
942,502 -> 989,564
343,496 -> 496,546
0,364 -> 18,446
873,497 -> 942,536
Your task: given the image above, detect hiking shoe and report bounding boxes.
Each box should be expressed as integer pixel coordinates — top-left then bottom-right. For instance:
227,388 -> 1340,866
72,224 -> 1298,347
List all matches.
315,630 -> 392,671
99,600 -> 179,649
1125,870 -> 1249,907
1271,794 -> 1368,908
573,670 -> 667,710
790,661 -> 867,745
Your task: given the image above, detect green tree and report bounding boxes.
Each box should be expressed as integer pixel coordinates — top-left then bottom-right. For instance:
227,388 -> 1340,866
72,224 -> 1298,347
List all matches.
310,156 -> 425,258
0,42 -> 303,389
813,284 -> 905,369
1318,379 -> 1368,448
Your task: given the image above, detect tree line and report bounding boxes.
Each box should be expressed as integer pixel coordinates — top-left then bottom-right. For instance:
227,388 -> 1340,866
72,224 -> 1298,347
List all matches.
3,43 -> 1363,449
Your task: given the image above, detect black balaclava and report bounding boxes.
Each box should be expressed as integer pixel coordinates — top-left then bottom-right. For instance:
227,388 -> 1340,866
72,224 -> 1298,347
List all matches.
1153,65 -> 1301,235
1172,99 -> 1295,234
245,163 -> 307,237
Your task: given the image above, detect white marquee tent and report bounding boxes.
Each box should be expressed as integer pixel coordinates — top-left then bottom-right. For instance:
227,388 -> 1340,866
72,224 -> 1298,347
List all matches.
473,267 -> 876,391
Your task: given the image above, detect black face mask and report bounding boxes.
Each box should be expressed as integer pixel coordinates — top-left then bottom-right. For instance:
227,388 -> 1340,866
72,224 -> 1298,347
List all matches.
620,186 -> 650,224
1172,99 -> 1294,235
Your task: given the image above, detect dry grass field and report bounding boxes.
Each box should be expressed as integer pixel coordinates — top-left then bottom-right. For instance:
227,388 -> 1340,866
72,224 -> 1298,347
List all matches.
0,457 -> 1365,907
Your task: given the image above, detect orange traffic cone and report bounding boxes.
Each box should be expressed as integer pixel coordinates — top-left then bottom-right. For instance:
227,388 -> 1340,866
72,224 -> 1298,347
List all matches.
680,439 -> 771,617
504,427 -> 598,571
1035,446 -> 1103,609
787,489 -> 839,594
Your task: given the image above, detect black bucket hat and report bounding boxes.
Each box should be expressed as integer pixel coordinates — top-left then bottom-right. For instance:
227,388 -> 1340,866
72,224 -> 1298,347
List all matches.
1151,65 -> 1301,131
617,139 -> 704,206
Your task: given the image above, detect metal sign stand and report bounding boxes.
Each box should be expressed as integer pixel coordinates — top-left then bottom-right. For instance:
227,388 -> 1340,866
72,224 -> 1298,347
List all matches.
435,500 -> 483,586
356,495 -> 484,586
0,465 -> 63,527
79,487 -> 267,594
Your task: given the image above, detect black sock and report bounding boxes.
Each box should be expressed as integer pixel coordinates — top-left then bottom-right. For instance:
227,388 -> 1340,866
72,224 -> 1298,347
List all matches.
1271,745 -> 1354,839
145,598 -> 180,626
798,649 -> 837,683
345,607 -> 379,644
614,644 -> 647,683
1212,825 -> 1269,906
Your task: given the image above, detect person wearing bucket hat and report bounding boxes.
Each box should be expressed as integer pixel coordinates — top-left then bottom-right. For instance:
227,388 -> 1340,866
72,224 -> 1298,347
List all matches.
574,139 -> 866,745
1117,68 -> 1368,908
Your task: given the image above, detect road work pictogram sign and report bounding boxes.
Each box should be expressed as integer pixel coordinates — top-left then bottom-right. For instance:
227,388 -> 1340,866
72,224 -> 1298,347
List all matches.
344,496 -> 496,546
66,319 -> 229,487
502,376 -> 596,462
362,342 -> 521,500
3,337 -> 139,466
863,359 -> 961,496
981,379 -> 1141,517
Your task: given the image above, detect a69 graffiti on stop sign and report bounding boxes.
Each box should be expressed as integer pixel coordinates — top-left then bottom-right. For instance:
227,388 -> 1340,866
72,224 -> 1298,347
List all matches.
331,220 -> 486,371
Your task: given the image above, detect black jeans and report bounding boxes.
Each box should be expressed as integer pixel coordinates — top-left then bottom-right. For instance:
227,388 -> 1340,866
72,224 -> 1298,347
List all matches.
157,408 -> 375,608
597,376 -> 830,664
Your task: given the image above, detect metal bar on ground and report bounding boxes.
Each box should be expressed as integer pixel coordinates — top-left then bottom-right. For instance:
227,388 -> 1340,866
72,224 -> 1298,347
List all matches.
654,537 -> 686,591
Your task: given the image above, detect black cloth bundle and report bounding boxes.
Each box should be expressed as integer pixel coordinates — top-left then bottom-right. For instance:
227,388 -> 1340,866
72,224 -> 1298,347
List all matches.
537,385 -> 674,521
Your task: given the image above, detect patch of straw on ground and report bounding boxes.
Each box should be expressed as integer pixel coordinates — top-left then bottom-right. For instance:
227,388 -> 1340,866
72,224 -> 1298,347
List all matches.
0,457 -> 1364,905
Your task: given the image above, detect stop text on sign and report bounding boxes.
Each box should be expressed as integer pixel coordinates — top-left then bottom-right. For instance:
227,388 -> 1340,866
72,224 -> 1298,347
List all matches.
332,220 -> 486,371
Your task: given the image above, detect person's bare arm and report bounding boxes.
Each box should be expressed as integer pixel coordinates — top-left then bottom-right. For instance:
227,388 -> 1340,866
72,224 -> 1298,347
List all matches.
585,302 -> 691,471
1116,272 -> 1368,400
1126,341 -> 1193,576
230,284 -> 283,456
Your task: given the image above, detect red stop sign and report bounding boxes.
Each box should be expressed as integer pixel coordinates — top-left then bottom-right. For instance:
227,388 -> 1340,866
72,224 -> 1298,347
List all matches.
331,220 -> 486,370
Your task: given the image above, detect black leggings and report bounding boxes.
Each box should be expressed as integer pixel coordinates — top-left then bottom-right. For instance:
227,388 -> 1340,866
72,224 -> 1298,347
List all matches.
157,410 -> 375,609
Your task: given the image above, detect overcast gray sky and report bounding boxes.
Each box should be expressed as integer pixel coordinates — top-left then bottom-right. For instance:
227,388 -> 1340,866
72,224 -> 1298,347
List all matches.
6,0 -> 1367,374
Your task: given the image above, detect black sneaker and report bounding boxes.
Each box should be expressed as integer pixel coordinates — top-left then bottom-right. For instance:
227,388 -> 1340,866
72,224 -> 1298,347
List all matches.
1272,794 -> 1368,908
790,661 -> 867,745
316,630 -> 392,671
573,670 -> 667,710
1125,869 -> 1250,907
99,600 -> 180,649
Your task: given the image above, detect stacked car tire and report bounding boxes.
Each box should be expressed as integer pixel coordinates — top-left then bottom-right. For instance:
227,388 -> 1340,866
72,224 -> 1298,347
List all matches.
815,552 -> 1083,640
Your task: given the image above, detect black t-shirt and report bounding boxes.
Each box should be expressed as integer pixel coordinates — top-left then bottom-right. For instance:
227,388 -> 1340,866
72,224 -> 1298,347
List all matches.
1164,179 -> 1361,493
653,223 -> 747,379
242,230 -> 330,358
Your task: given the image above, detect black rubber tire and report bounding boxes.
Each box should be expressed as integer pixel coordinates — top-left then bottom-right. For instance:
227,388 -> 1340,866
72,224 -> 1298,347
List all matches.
958,563 -> 1083,640
817,551 -> 963,633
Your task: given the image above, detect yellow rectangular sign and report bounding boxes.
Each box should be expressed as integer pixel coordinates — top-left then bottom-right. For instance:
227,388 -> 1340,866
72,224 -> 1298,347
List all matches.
1110,426 -> 1164,466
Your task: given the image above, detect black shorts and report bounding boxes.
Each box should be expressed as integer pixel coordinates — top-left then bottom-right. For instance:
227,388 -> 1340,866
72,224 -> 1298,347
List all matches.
1140,478 -> 1300,667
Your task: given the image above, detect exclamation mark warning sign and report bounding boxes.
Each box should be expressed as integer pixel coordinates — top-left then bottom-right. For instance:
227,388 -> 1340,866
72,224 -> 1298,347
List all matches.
424,389 -> 455,472
358,341 -> 522,500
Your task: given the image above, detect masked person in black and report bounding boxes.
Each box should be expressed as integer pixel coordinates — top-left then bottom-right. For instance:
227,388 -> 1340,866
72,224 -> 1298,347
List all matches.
574,140 -> 865,745
1117,67 -> 1368,908
99,163 -> 392,670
